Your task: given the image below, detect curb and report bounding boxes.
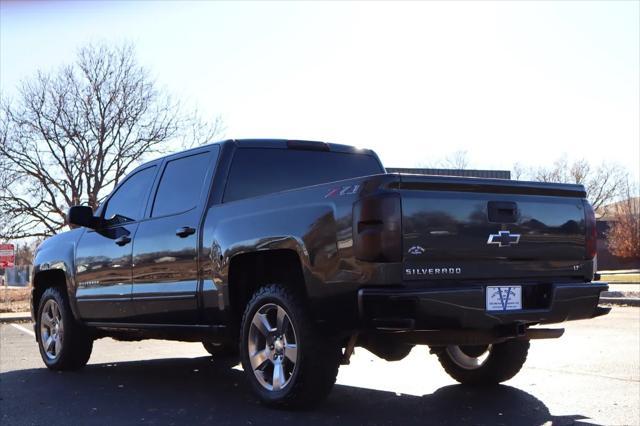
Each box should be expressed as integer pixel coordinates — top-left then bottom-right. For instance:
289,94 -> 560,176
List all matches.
0,313 -> 31,323
601,291 -> 639,298
599,297 -> 640,307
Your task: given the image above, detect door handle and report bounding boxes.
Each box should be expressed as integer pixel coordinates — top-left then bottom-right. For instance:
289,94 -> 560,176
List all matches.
175,226 -> 196,238
115,235 -> 131,246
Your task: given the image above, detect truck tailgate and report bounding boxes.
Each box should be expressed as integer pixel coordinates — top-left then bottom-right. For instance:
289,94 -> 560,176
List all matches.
395,174 -> 592,282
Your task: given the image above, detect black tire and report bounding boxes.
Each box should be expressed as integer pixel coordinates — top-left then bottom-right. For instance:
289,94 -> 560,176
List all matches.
240,284 -> 341,408
435,339 -> 530,385
35,287 -> 93,371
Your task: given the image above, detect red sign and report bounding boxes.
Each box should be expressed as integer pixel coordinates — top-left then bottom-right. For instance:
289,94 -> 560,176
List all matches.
0,244 -> 15,268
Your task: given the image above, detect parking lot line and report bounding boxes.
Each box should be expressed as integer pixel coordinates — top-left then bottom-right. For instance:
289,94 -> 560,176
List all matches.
11,323 -> 35,337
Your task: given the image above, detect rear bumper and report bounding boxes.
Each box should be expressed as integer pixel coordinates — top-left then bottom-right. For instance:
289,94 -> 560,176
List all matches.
358,282 -> 610,330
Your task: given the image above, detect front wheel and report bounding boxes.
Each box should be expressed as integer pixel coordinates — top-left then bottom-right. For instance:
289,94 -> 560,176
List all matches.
240,284 -> 341,407
435,339 -> 530,385
36,287 -> 93,370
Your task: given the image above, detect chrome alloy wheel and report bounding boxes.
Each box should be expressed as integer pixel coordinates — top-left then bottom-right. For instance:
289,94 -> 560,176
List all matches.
446,345 -> 493,370
40,299 -> 64,360
247,303 -> 298,391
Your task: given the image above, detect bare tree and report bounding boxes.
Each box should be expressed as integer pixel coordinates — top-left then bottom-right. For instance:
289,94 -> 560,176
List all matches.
511,162 -> 527,180
0,119 -> 11,230
606,182 -> 640,259
180,110 -> 226,150
518,156 -> 628,212
419,150 -> 471,170
12,241 -> 37,266
0,43 -> 223,239
441,150 -> 470,170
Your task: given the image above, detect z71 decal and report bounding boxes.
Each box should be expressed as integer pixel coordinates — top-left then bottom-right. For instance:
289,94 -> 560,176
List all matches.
325,184 -> 360,198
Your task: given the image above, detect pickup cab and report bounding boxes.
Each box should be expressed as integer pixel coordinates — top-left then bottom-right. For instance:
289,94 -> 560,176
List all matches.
31,139 -> 609,407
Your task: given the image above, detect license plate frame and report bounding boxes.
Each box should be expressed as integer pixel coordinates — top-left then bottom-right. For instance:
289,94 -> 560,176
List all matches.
486,285 -> 522,311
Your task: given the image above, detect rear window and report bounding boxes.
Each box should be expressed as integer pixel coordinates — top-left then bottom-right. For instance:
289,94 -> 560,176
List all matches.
223,148 -> 382,202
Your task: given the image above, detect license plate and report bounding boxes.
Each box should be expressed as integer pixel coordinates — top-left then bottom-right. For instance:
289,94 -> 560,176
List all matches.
486,286 -> 522,311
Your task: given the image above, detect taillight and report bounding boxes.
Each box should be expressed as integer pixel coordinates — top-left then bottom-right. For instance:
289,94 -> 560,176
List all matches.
583,200 -> 597,260
353,193 -> 402,262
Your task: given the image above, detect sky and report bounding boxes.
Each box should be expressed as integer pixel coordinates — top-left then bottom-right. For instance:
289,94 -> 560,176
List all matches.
1,0 -> 639,180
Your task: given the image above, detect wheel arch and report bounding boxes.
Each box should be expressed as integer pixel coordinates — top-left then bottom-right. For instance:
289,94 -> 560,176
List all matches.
32,267 -> 79,321
227,248 -> 307,323
31,231 -> 82,322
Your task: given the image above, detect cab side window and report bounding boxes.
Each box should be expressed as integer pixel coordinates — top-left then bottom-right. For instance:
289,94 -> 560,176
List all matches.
103,166 -> 157,223
223,148 -> 383,202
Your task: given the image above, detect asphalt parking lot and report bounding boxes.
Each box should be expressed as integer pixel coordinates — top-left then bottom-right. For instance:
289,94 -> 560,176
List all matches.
1,307 -> 638,426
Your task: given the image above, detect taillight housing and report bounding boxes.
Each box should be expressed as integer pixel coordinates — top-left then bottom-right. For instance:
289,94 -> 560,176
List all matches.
353,193 -> 402,262
583,200 -> 597,260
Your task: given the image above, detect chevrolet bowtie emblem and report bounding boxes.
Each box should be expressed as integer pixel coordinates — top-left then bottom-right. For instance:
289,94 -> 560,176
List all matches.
487,230 -> 520,247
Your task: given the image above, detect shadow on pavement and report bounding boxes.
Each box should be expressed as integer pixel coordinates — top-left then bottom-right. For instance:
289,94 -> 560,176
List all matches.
0,356 -> 598,426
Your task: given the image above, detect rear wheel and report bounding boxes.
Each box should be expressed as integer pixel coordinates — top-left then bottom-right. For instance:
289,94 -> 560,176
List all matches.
240,284 -> 341,407
435,339 -> 529,385
36,287 -> 93,370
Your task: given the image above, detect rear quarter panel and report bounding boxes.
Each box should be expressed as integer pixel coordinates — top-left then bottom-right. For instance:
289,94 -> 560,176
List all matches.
200,175 -> 401,323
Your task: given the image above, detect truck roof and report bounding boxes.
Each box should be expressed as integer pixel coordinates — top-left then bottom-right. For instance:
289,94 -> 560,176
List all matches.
125,139 -> 381,182
227,138 -> 376,156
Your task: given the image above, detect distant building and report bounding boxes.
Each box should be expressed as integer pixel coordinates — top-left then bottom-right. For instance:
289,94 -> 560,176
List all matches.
386,168 -> 511,179
3,266 -> 32,287
596,197 -> 640,222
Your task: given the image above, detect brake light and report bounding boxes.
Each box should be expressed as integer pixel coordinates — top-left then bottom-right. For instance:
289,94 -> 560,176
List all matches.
583,200 -> 597,260
353,193 -> 402,262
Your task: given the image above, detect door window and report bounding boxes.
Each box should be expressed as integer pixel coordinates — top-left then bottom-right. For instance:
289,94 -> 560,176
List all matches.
151,152 -> 212,218
103,166 -> 157,222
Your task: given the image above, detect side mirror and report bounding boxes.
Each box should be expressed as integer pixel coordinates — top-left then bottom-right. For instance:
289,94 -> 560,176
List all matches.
67,206 -> 99,229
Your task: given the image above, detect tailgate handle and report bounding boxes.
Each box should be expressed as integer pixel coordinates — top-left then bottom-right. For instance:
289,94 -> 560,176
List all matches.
488,201 -> 518,223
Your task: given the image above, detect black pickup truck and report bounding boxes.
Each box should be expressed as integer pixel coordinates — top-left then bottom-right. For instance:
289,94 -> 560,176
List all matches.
31,139 -> 609,406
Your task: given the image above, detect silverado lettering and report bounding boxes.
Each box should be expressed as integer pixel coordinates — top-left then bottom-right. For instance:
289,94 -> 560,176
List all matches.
405,267 -> 462,275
